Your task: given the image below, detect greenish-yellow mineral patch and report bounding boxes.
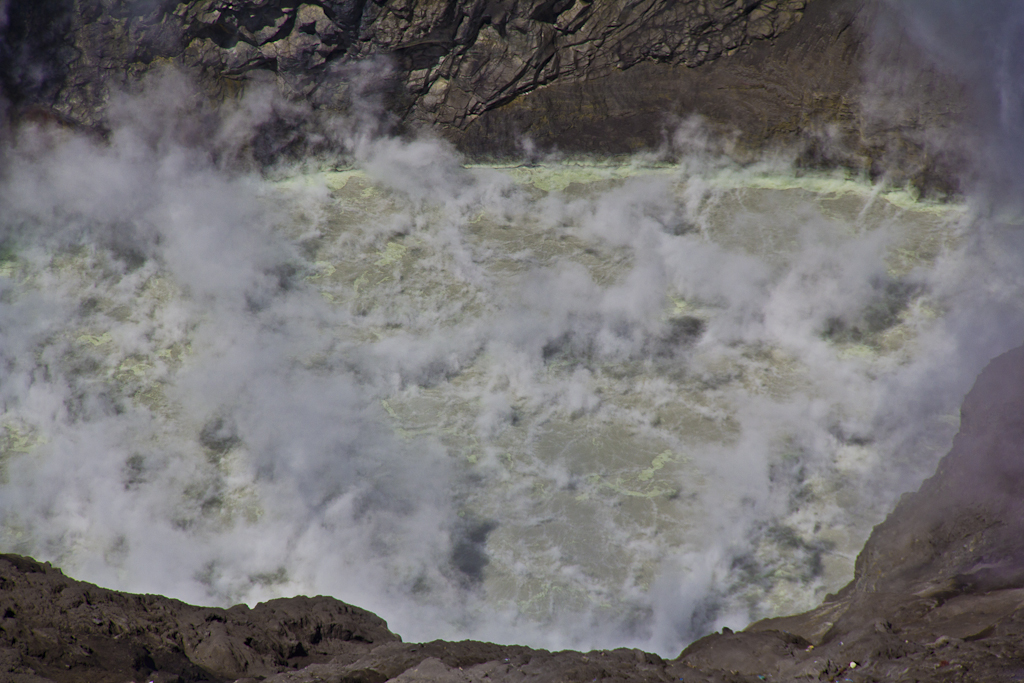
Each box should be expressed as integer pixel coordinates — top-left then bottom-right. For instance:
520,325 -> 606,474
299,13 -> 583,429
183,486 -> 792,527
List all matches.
117,357 -> 151,379
491,161 -> 675,193
305,261 -> 337,281
638,449 -> 676,481
374,242 -> 407,267
1,423 -> 40,456
76,332 -> 112,346
0,423 -> 44,484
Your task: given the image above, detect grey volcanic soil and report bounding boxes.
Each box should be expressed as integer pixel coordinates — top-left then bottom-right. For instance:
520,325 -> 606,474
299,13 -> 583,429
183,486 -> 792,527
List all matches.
6,346 -> 1024,682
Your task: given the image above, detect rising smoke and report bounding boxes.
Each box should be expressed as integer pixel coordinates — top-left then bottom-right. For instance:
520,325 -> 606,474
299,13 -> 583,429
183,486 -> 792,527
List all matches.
1,4 -> 1024,657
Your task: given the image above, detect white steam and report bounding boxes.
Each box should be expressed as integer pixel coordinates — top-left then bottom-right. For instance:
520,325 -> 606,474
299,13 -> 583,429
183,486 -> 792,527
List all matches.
2,27 -> 1024,658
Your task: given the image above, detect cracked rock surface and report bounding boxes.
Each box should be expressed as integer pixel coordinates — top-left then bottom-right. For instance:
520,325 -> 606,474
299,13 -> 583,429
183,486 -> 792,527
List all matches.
0,0 -> 965,188
6,346 -> 1024,681
0,0 -> 812,120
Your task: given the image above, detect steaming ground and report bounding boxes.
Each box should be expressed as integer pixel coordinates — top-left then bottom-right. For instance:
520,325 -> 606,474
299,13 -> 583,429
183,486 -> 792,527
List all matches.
2,93 -> 1023,656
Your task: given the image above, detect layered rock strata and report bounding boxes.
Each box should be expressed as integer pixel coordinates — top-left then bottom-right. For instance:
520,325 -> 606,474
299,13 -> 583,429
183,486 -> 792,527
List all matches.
0,0 -> 966,189
6,345 -> 1024,682
0,0 -> 814,125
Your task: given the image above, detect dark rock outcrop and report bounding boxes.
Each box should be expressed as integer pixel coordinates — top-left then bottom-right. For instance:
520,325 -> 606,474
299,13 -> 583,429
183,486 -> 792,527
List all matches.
0,554 -> 399,681
6,345 -> 1024,682
0,0 -> 813,124
0,0 -> 967,189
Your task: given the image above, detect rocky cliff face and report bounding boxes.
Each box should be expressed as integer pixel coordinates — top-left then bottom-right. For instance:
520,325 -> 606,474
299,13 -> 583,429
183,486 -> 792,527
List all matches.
1,0 -> 811,122
0,0 -> 966,190
5,345 -> 1024,682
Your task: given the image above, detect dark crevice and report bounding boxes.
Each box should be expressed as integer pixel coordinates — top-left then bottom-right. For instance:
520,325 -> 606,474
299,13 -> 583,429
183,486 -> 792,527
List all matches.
529,0 -> 576,24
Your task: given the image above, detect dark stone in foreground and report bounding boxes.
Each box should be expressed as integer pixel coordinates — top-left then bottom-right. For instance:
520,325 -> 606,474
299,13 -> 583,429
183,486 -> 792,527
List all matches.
6,345 -> 1024,681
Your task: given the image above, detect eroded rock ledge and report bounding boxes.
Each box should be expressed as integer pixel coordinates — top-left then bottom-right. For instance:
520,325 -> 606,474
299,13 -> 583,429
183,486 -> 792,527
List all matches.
5,345 -> 1024,682
0,0 -> 966,189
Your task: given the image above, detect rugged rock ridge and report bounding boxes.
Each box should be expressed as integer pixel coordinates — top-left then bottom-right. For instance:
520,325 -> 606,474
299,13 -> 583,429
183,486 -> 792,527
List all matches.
0,0 -> 966,188
0,0 -> 805,120
351,0 -> 807,129
2,0 -> 809,124
6,345 -> 1024,682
